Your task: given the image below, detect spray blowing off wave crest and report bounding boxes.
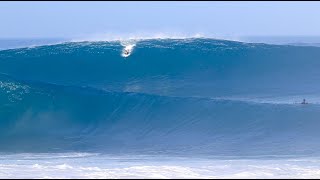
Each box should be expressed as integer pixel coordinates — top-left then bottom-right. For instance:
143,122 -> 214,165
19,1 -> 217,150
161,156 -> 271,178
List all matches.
0,38 -> 70,51
70,32 -> 206,43
1,38 -> 320,156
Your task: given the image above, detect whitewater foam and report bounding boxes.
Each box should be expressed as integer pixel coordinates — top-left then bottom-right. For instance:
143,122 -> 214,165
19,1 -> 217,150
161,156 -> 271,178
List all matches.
121,42 -> 136,57
1,153 -> 320,179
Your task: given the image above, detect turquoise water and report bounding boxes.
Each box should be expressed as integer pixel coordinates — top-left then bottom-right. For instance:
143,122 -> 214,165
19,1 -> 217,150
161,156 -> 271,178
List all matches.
1,38 -> 320,178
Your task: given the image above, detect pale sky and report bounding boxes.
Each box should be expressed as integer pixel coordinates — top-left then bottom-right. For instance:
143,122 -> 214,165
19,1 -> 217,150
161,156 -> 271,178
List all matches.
1,1 -> 320,39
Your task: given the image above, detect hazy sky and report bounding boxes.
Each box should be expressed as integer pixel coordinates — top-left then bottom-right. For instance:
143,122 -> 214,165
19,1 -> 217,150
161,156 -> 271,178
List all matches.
1,1 -> 320,39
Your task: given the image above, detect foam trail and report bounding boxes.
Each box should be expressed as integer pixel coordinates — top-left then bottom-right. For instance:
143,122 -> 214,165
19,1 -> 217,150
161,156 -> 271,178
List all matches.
120,41 -> 136,57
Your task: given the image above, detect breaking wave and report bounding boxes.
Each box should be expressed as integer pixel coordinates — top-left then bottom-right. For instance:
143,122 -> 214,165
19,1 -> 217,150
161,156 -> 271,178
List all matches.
1,38 -> 320,156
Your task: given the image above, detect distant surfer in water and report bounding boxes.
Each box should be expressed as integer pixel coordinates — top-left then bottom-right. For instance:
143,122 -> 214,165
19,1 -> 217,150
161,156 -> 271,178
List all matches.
301,99 -> 308,104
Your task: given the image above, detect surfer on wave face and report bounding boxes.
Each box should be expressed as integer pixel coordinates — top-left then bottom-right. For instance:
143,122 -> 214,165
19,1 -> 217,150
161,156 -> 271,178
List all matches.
301,99 -> 308,104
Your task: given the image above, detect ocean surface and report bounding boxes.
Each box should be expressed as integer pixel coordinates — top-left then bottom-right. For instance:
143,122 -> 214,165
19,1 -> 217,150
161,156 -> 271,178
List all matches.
1,37 -> 320,178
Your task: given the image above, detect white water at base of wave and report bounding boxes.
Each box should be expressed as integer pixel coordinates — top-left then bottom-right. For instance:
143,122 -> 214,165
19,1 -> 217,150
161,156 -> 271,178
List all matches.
1,153 -> 320,179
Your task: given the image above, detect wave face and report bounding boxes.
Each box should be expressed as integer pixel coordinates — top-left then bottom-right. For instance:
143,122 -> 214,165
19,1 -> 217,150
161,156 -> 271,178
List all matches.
1,38 -> 320,156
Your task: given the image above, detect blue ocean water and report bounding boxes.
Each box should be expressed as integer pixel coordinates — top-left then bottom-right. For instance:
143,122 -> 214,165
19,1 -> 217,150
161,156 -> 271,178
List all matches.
1,38 -> 320,178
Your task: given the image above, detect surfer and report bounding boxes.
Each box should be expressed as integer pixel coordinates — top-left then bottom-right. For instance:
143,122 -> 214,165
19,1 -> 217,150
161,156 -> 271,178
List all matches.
301,99 -> 308,104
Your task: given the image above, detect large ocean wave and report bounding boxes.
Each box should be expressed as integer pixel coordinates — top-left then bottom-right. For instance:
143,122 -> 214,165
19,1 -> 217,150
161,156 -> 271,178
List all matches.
1,38 -> 320,156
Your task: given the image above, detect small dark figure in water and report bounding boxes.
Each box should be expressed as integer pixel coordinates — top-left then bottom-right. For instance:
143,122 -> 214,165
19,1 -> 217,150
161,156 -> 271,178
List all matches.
301,99 -> 308,104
